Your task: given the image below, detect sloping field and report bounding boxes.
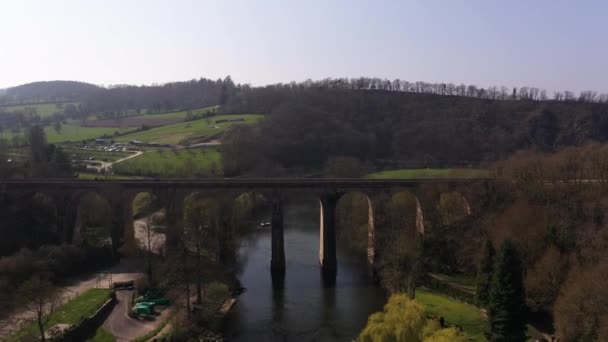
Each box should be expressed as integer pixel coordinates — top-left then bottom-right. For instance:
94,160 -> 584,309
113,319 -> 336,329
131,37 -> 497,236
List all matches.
85,106 -> 218,128
115,114 -> 264,145
1,102 -> 78,117
84,117 -> 183,128
44,124 -> 136,143
139,105 -> 218,119
417,289 -> 486,342
2,124 -> 137,143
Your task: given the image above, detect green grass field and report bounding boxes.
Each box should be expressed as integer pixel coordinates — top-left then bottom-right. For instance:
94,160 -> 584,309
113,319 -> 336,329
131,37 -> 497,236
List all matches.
366,168 -> 490,179
86,105 -> 218,122
138,105 -> 218,120
1,102 -> 79,117
115,114 -> 264,145
112,148 -> 222,177
45,124 -> 136,143
417,289 -> 486,341
8,288 -> 111,341
2,124 -> 137,144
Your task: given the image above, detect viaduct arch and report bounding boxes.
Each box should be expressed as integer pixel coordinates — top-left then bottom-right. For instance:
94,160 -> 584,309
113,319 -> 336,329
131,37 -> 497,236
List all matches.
0,178 -> 488,274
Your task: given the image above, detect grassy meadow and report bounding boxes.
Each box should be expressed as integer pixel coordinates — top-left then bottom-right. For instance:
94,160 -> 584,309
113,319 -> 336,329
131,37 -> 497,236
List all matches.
137,105 -> 218,120
366,168 -> 490,179
44,124 -> 136,143
112,147 -> 222,177
1,124 -> 136,144
1,102 -> 79,118
115,114 -> 263,145
416,289 -> 486,341
0,106 -> 223,144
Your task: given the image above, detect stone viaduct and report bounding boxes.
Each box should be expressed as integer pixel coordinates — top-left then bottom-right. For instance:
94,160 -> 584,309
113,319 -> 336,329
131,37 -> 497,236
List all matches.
0,178 -> 492,274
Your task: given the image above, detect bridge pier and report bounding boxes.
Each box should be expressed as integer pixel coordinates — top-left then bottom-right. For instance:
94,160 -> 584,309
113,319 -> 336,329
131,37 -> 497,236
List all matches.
270,192 -> 285,273
52,191 -> 78,244
319,192 -> 339,273
114,192 -> 139,255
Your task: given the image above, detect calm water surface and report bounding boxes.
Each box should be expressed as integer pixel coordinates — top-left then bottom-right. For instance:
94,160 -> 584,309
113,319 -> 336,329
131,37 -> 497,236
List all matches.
222,201 -> 386,342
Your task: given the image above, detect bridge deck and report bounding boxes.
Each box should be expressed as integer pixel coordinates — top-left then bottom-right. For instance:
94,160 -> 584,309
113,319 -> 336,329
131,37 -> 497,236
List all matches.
1,177 -> 491,190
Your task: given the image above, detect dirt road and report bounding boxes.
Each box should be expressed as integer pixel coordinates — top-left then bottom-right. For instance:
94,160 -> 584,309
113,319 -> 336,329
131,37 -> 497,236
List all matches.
95,150 -> 144,173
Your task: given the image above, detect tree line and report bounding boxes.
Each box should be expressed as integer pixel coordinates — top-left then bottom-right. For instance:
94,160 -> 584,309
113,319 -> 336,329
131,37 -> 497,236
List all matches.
227,77 -> 608,103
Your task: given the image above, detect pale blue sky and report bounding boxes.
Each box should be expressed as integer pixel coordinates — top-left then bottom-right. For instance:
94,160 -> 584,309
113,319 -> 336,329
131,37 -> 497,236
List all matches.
1,0 -> 607,92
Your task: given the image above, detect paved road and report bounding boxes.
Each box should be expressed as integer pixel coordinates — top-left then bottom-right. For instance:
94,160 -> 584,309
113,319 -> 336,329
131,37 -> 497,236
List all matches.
103,290 -> 171,342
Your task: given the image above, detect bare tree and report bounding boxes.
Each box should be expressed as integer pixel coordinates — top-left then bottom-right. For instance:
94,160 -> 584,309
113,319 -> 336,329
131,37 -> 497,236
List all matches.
184,197 -> 220,303
553,91 -> 564,101
16,275 -> 61,342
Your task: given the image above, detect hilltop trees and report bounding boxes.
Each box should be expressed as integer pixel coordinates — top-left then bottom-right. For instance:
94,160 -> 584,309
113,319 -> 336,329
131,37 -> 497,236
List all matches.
82,77 -> 236,117
222,80 -> 608,176
487,240 -> 527,341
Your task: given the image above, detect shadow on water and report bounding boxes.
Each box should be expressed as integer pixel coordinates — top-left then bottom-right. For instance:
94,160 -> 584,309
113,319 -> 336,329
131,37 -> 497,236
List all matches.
222,199 -> 385,341
271,270 -> 287,338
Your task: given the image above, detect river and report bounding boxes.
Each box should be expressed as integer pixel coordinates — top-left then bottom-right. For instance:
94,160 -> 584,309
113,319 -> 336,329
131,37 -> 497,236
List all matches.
222,200 -> 386,341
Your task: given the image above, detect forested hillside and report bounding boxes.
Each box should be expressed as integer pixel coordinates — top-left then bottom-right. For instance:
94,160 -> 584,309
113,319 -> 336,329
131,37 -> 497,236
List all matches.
221,80 -> 608,175
1,81 -> 102,104
4,77 -> 608,176
0,77 -> 236,117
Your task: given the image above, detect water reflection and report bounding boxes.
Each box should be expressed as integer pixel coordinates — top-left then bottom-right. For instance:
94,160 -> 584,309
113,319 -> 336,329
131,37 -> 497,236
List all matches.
222,200 -> 385,341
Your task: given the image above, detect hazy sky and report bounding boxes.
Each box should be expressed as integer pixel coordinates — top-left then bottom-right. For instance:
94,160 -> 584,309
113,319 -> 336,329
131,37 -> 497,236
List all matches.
1,0 -> 607,92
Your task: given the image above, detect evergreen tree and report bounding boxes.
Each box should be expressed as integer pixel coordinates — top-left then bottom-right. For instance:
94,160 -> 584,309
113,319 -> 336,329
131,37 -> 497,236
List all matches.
48,147 -> 73,177
487,239 -> 527,341
28,125 -> 48,177
476,240 -> 495,307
